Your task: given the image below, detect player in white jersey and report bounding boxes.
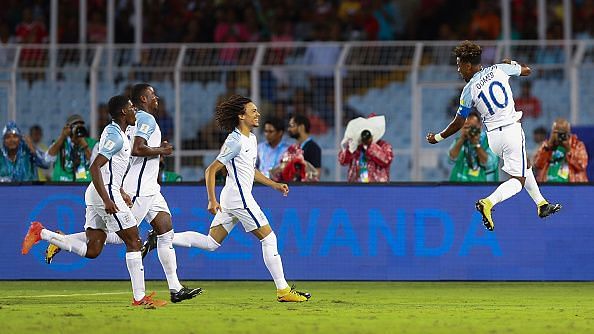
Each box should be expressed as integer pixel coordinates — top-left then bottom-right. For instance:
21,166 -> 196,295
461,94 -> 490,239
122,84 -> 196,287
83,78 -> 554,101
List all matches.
145,95 -> 311,302
124,83 -> 201,303
427,40 -> 561,231
21,96 -> 167,307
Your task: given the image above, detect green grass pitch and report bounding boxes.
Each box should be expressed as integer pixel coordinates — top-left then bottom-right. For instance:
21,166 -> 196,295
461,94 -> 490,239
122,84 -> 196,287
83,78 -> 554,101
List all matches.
1,281 -> 594,334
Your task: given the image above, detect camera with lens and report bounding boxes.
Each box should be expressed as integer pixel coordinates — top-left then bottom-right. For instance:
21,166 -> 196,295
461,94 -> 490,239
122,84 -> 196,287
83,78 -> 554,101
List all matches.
557,132 -> 568,142
361,129 -> 372,144
468,126 -> 481,137
70,124 -> 88,138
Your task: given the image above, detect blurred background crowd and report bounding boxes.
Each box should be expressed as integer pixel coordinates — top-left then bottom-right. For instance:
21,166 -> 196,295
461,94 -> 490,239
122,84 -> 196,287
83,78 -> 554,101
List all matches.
2,0 -> 594,45
0,0 -> 592,183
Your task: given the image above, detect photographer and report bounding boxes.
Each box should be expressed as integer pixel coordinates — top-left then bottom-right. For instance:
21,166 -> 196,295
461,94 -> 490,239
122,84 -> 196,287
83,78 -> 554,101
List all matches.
533,118 -> 588,182
448,112 -> 499,182
47,114 -> 97,182
338,115 -> 393,183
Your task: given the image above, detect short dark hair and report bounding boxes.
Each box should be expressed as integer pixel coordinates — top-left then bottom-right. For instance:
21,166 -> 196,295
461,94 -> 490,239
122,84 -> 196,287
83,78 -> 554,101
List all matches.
264,117 -> 285,132
291,115 -> 311,133
29,124 -> 42,135
215,95 -> 252,132
130,83 -> 151,106
454,40 -> 482,65
108,95 -> 130,119
467,111 -> 481,123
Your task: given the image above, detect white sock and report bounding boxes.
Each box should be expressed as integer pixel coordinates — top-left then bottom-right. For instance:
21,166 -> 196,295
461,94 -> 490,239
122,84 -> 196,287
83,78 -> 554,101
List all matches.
524,168 -> 546,205
173,231 -> 220,251
41,229 -> 87,257
260,232 -> 288,290
157,230 -> 183,292
125,251 -> 145,301
487,178 -> 523,206
66,232 -> 86,242
105,232 -> 124,244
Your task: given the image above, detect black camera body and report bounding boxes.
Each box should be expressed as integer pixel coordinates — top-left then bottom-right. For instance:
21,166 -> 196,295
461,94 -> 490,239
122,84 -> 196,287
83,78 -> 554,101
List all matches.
361,130 -> 372,143
468,126 -> 481,137
70,124 -> 88,138
557,132 -> 568,142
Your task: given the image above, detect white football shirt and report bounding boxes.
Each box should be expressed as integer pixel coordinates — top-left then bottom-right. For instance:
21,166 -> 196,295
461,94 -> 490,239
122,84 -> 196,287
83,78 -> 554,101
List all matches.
217,129 -> 258,209
123,110 -> 162,198
85,122 -> 130,205
457,63 -> 522,131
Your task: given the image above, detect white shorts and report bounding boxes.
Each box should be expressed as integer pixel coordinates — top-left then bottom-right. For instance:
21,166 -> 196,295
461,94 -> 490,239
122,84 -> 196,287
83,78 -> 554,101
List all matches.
486,122 -> 529,177
131,193 -> 171,225
84,204 -> 137,232
211,205 -> 269,233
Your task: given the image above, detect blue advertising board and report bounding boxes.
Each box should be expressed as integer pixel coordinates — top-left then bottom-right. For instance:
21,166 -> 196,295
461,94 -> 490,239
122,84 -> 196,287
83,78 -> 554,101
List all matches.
1,184 -> 591,280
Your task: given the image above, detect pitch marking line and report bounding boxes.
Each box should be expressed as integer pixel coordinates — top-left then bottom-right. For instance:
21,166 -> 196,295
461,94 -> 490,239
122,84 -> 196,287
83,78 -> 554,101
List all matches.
0,292 -> 131,299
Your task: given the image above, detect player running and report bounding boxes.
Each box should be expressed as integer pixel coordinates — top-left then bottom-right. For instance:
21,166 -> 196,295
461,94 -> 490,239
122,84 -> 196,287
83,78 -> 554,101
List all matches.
144,94 -> 311,302
22,95 -> 167,307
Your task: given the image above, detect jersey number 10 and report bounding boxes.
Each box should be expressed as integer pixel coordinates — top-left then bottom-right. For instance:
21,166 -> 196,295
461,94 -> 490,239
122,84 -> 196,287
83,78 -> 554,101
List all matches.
478,81 -> 509,115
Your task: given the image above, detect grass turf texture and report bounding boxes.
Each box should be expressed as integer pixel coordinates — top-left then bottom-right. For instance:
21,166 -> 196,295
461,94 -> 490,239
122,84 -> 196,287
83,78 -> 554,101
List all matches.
1,281 -> 593,334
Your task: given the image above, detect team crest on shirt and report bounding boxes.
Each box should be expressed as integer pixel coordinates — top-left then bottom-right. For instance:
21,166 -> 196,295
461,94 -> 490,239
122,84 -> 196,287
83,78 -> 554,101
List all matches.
138,123 -> 150,134
104,139 -> 115,150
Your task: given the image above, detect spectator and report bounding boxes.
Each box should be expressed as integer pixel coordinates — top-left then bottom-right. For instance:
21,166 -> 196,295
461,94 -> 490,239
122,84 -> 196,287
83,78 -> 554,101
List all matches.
257,117 -> 290,178
47,114 -> 98,182
287,115 -> 322,177
0,121 -> 49,182
470,0 -> 500,40
14,7 -> 48,44
87,11 -> 107,43
29,124 -> 49,181
533,118 -> 588,183
338,115 -> 393,183
448,113 -> 499,182
372,0 -> 403,40
515,81 -> 542,118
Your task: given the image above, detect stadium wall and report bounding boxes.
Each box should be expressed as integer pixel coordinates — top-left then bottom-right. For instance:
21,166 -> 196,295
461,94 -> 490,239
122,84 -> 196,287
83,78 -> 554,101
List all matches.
2,184 -> 591,281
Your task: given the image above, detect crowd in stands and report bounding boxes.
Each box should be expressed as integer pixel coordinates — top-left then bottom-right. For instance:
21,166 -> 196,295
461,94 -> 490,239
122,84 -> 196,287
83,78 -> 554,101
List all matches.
1,0 -> 594,46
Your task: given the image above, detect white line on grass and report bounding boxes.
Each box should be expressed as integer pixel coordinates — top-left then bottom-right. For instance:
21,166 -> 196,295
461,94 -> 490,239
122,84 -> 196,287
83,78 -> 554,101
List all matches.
0,292 -> 131,299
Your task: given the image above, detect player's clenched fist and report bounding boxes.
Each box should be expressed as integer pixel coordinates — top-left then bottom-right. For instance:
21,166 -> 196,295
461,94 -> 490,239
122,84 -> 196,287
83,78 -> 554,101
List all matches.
426,132 -> 438,144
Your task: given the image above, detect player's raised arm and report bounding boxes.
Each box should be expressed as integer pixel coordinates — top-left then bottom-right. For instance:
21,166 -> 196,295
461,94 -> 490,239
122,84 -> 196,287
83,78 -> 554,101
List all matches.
254,169 -> 289,196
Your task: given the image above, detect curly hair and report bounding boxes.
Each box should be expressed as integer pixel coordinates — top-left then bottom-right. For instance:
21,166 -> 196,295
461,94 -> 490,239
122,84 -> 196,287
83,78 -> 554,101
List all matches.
454,40 -> 482,65
215,95 -> 252,132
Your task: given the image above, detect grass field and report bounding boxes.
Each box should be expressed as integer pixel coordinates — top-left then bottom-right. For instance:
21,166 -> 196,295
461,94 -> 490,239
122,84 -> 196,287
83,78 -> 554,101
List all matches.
1,281 -> 594,334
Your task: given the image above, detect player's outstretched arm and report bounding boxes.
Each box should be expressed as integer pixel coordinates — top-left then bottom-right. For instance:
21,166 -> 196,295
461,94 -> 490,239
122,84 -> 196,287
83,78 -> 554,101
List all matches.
90,154 -> 119,214
426,114 -> 465,144
254,169 -> 289,196
205,159 -> 225,214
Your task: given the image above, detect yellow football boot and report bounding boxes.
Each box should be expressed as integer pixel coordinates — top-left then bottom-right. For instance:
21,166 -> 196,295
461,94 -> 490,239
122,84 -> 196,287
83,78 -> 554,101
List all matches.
475,198 -> 495,231
277,286 -> 311,302
45,230 -> 64,264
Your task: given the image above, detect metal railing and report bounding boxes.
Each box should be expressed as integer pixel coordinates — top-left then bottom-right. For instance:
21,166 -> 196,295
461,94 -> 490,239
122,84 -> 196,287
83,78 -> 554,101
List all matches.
0,40 -> 592,181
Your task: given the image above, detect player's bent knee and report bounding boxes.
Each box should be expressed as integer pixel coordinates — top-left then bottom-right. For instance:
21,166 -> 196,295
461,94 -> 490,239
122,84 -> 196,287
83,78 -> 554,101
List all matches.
85,248 -> 102,259
206,235 -> 221,252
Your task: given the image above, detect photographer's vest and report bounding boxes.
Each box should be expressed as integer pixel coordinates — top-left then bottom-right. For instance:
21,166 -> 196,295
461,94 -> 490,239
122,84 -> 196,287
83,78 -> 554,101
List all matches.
448,133 -> 499,182
51,137 -> 97,182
